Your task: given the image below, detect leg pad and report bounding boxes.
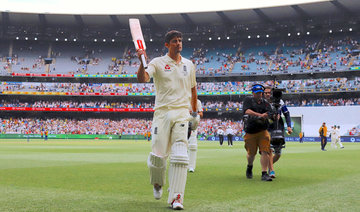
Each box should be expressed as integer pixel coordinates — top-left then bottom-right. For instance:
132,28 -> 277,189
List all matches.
168,141 -> 189,204
148,152 -> 166,186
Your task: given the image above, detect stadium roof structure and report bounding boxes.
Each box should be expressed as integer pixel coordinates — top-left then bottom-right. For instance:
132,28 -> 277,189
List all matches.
0,0 -> 333,15
0,0 -> 359,42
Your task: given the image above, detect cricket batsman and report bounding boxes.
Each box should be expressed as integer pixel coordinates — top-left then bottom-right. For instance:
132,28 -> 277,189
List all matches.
137,30 -> 198,210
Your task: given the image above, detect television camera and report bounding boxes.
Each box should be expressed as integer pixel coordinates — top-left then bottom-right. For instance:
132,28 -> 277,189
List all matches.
268,88 -> 286,146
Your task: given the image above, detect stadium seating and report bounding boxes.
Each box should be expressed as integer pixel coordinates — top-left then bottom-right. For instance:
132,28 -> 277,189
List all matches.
1,33 -> 359,77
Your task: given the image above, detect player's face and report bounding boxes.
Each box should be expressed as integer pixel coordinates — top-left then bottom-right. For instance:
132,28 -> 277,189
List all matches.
166,36 -> 183,53
264,89 -> 271,100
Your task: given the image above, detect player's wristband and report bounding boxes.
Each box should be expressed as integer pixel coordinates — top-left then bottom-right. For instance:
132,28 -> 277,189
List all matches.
191,112 -> 197,117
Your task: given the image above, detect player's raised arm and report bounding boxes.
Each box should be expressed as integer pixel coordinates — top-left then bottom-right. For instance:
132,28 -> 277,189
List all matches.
136,49 -> 150,83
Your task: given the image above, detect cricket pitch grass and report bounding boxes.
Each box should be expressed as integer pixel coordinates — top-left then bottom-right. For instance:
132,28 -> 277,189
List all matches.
0,140 -> 359,211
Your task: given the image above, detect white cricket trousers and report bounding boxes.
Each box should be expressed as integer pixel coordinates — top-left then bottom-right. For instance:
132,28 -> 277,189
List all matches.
150,108 -> 191,204
150,108 -> 190,160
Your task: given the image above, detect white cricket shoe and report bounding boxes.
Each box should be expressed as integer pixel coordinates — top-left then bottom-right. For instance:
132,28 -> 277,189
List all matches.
171,194 -> 184,210
172,202 -> 184,210
189,168 -> 195,173
153,185 -> 162,200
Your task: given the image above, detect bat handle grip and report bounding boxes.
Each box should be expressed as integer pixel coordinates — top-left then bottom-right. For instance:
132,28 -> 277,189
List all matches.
141,54 -> 147,69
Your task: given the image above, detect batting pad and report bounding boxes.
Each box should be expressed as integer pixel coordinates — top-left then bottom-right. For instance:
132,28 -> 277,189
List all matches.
147,152 -> 166,186
188,133 -> 198,170
168,141 -> 189,204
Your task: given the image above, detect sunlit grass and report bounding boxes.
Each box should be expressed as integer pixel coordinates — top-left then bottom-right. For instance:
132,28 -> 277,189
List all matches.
0,140 -> 358,211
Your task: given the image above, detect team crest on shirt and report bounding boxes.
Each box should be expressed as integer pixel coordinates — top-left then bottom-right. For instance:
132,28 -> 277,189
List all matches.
182,65 -> 188,76
164,64 -> 171,72
154,127 -> 158,135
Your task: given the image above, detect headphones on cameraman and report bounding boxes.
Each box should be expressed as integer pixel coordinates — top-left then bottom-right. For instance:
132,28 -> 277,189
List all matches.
251,84 -> 265,93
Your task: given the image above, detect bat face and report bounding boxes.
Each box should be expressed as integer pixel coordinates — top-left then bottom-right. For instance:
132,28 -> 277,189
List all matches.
136,40 -> 145,50
129,18 -> 148,68
129,19 -> 146,50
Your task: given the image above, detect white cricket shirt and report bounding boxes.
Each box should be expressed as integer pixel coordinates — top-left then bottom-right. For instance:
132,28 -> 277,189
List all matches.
146,54 -> 196,110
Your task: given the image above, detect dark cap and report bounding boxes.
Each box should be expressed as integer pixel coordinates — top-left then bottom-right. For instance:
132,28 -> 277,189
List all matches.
252,84 -> 265,93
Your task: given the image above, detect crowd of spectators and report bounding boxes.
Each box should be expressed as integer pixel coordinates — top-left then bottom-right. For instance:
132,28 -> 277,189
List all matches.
0,118 -> 152,136
3,34 -> 359,77
204,98 -> 360,108
1,116 -> 359,136
267,36 -> 359,73
0,82 -> 156,93
1,77 -> 359,94
191,48 -> 235,75
347,125 -> 360,136
0,118 -> 243,137
1,98 -> 359,109
0,100 -> 154,109
284,98 -> 360,107
192,36 -> 360,75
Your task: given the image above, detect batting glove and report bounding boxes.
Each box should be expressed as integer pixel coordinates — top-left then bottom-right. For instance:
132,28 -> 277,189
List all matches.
189,112 -> 200,131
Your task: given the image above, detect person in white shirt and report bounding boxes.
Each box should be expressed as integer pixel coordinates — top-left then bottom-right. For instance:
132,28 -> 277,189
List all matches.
336,126 -> 344,149
330,125 -> 337,149
188,99 -> 203,173
225,126 -> 234,146
217,126 -> 225,145
137,30 -> 198,210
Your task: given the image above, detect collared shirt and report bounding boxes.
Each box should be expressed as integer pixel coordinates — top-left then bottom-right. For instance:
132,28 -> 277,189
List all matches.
226,128 -> 234,135
146,54 -> 196,110
217,129 -> 224,135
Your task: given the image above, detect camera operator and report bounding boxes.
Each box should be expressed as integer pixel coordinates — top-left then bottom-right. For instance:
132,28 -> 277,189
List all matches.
242,84 -> 273,181
264,86 -> 292,178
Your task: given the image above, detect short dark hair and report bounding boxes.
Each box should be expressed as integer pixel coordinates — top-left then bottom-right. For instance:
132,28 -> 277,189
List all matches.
264,86 -> 272,90
165,30 -> 182,43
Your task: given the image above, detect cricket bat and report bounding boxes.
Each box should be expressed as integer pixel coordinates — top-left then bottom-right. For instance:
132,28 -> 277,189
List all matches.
129,18 -> 147,69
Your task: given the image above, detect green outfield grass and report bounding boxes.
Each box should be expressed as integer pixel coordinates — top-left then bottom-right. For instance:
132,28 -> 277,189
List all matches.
0,140 -> 359,212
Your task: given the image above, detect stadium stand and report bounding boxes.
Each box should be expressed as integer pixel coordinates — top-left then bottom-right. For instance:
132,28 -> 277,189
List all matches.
0,2 -> 360,139
1,77 -> 359,94
2,33 -> 358,77
347,124 -> 360,136
1,98 -> 359,109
